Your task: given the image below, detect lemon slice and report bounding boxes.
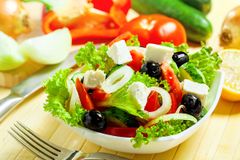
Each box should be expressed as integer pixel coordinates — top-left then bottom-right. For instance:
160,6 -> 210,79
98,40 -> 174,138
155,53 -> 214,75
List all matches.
219,49 -> 240,101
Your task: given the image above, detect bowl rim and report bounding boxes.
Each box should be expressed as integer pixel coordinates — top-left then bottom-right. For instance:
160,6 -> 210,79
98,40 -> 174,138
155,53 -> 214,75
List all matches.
74,70 -> 224,143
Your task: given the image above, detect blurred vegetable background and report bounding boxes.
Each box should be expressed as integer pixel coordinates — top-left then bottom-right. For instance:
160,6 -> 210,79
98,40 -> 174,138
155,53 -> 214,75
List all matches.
23,0 -> 213,46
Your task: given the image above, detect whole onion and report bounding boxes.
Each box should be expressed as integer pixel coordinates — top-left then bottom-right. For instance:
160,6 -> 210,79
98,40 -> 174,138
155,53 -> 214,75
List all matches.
0,0 -> 30,38
220,6 -> 240,49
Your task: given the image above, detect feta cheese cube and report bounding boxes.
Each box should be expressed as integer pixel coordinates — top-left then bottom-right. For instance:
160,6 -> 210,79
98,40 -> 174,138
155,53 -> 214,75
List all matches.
83,69 -> 106,88
128,82 -> 151,109
182,79 -> 209,105
107,40 -> 132,64
144,44 -> 174,63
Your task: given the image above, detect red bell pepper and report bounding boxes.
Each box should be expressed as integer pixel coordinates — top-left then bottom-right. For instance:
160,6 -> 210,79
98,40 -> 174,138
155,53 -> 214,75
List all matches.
41,6 -> 127,44
91,0 -> 131,14
120,14 -> 187,47
76,78 -> 94,110
104,127 -> 137,137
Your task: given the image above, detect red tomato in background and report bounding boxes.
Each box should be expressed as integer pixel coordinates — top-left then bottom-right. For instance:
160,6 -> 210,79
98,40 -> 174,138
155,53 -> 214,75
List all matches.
91,0 -> 131,14
120,14 -> 187,47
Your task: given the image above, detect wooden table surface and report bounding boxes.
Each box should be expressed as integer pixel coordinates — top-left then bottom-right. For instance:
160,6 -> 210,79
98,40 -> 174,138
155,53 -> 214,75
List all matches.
1,1 -> 240,160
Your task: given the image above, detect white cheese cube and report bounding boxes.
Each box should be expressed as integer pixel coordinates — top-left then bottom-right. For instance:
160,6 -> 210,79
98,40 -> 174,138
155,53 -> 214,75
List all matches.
144,44 -> 174,63
182,79 -> 209,105
128,82 -> 151,109
83,69 -> 106,88
107,40 -> 132,64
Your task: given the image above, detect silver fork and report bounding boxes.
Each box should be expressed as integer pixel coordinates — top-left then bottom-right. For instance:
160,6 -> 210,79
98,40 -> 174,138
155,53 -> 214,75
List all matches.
9,122 -> 129,160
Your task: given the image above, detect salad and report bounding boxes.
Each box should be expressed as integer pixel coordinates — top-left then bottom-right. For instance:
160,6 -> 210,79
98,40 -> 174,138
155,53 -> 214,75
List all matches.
43,35 -> 221,148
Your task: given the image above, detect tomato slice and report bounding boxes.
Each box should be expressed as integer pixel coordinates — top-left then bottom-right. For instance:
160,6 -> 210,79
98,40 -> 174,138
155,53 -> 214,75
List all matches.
127,50 -> 144,72
103,127 -> 137,137
144,91 -> 161,112
168,93 -> 178,113
75,78 -> 94,110
161,62 -> 183,105
90,88 -> 110,102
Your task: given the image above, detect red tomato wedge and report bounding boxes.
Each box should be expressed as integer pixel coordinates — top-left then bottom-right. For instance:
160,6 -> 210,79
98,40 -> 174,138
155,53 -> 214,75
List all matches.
90,88 -> 110,102
127,50 -> 144,72
161,62 -> 183,105
144,91 -> 161,112
75,78 -> 94,110
104,127 -> 137,137
168,93 -> 178,113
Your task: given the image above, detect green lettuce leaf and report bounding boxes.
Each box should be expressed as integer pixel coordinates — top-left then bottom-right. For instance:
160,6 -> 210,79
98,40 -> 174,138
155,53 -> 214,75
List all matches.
189,45 -> 222,86
44,69 -> 86,126
97,72 -> 159,119
131,119 -> 194,148
75,42 -> 114,73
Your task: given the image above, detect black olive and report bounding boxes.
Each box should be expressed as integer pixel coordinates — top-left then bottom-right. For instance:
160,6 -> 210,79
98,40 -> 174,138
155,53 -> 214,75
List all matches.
83,110 -> 107,132
181,94 -> 202,118
140,61 -> 161,79
172,51 -> 189,67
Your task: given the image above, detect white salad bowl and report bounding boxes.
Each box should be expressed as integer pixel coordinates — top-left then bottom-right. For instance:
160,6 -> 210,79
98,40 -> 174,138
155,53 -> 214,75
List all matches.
66,70 -> 224,154
54,46 -> 224,154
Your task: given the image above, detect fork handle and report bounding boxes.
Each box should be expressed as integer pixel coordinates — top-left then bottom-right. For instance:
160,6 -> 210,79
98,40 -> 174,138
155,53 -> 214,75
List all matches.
0,94 -> 22,121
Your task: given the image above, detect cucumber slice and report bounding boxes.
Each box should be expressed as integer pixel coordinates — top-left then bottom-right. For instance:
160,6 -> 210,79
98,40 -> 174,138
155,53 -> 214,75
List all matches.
179,62 -> 206,83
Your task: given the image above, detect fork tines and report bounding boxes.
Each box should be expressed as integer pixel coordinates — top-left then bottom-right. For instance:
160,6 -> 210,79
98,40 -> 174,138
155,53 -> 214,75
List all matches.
9,122 -> 61,160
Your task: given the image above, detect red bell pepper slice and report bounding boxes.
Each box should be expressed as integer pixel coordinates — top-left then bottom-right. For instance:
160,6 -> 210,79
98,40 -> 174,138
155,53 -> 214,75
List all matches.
75,78 -> 94,110
91,0 -> 131,14
41,9 -> 124,44
104,127 -> 137,137
42,11 -> 63,34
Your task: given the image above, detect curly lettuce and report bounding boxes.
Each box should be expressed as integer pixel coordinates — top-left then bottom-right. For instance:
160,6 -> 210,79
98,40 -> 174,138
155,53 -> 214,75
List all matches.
132,120 -> 194,148
75,42 -> 114,73
43,69 -> 86,126
189,46 -> 222,86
